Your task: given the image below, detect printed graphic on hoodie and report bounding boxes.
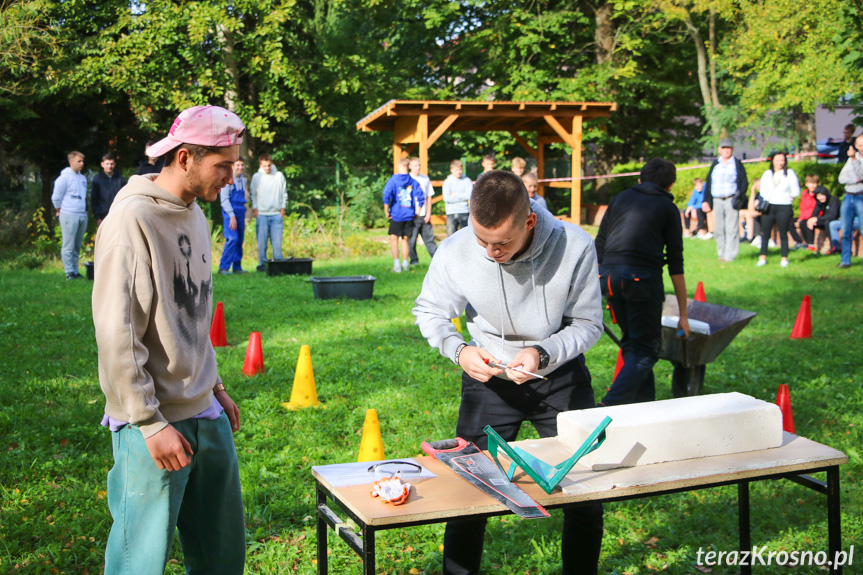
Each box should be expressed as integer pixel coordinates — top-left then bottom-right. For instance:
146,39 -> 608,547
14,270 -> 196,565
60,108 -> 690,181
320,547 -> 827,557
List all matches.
398,185 -> 414,208
173,233 -> 212,345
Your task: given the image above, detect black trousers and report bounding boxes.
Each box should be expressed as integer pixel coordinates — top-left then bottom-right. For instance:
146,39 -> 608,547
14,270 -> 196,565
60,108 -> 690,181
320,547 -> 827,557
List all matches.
598,264 -> 665,406
760,204 -> 793,257
443,356 -> 604,575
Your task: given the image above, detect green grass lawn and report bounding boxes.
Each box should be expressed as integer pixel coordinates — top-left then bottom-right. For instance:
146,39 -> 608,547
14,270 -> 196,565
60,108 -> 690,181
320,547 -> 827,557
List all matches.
1,233 -> 861,574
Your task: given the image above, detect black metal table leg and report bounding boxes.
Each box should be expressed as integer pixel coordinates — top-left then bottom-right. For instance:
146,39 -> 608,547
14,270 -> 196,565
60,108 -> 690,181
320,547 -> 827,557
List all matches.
827,467 -> 842,575
362,524 -> 376,575
317,486 -> 329,575
738,481 -> 751,575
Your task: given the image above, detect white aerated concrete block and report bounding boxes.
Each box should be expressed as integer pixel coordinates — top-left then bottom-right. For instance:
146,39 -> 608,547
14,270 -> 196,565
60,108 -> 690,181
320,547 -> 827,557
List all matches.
557,392 -> 783,470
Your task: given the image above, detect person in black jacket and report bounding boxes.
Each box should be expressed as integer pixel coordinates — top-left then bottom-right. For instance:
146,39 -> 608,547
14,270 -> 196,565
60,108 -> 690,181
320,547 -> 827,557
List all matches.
91,153 -> 126,225
595,159 -> 691,406
809,188 -> 841,253
136,141 -> 164,175
701,139 -> 749,262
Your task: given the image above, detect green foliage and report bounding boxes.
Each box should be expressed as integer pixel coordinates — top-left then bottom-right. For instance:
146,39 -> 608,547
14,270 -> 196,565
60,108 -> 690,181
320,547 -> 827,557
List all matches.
27,207 -> 61,255
0,242 -> 861,573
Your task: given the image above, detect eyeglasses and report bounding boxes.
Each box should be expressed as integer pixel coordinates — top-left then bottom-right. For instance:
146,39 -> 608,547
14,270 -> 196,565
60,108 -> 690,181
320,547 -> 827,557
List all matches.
367,461 -> 422,480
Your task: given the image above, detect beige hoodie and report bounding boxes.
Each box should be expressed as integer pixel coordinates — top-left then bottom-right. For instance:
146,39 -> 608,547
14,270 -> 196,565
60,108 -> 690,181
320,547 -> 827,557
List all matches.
92,175 -> 221,438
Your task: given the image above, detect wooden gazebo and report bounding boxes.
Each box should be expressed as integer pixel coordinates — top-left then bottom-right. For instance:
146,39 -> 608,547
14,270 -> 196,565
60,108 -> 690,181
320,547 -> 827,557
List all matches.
356,100 -> 617,224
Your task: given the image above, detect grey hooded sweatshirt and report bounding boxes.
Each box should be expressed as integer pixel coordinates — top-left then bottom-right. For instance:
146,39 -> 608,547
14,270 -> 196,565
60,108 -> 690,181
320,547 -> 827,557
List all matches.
92,175 -> 221,439
413,202 -> 603,379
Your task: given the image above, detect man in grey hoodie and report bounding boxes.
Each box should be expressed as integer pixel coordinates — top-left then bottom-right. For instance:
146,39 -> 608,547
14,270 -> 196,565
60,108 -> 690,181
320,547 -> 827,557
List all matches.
92,106 -> 246,574
52,151 -> 89,279
250,153 -> 288,271
413,170 -> 604,575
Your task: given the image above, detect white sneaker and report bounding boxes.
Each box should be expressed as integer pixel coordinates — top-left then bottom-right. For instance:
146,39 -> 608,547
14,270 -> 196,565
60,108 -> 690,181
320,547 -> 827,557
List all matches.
780,259 -> 789,268
768,239 -> 777,248
699,232 -> 714,240
391,262 -> 402,273
756,259 -> 767,267
750,236 -> 762,249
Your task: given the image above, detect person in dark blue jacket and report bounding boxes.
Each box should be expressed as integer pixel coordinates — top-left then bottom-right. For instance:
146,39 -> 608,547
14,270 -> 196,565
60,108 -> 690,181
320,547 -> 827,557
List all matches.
595,158 -> 690,405
383,158 -> 424,273
91,154 -> 126,226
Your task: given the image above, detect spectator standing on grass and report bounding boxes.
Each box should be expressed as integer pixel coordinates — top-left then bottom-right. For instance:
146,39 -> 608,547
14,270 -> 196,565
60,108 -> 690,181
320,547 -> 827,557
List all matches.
91,153 -> 126,226
683,178 -> 709,238
756,151 -> 800,268
442,159 -> 472,236
522,172 -> 548,212
407,156 -> 438,267
136,140 -> 164,175
702,138 -> 749,262
836,124 -> 856,164
218,158 -> 249,275
481,154 -> 495,173
250,153 -> 287,272
837,134 -> 863,269
52,151 -> 88,280
510,156 -> 526,176
413,170 -> 604,575
383,157 -> 424,273
92,105 -> 245,575
595,158 -> 690,406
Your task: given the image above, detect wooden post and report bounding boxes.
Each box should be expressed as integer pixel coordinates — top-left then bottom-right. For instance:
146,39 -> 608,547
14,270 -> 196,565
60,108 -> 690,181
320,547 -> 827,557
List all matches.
571,116 -> 583,225
418,114 -> 429,175
536,131 -> 545,199
392,143 -> 402,174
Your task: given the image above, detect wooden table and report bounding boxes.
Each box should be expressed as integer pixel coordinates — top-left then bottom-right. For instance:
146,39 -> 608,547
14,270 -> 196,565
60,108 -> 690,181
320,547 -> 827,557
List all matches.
313,433 -> 846,575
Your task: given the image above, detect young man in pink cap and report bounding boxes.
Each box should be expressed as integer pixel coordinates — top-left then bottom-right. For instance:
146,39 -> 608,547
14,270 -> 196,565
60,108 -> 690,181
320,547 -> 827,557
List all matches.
92,105 -> 246,574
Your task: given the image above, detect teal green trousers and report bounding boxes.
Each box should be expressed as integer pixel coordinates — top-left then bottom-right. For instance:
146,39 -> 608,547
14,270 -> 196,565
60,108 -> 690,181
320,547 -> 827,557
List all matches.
105,411 -> 245,574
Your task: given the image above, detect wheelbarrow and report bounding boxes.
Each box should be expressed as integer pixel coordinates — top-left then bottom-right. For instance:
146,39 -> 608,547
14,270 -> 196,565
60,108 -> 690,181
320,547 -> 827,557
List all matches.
604,296 -> 757,397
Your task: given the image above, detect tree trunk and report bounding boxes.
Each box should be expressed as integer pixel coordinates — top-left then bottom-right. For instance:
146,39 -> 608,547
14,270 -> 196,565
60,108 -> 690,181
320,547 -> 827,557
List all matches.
39,164 -> 55,233
594,3 -> 614,65
792,109 -> 817,153
709,9 -> 719,108
593,1 -> 616,199
218,24 -> 250,162
683,12 -> 721,137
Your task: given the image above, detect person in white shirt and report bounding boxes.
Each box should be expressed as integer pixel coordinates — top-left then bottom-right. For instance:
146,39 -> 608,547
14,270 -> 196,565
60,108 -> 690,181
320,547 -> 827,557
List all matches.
701,139 -> 749,262
837,134 -> 863,269
756,151 -> 800,268
250,153 -> 288,271
407,157 -> 438,267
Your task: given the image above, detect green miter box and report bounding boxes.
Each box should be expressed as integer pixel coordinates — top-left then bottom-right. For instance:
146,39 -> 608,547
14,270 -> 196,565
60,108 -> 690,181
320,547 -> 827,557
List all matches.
484,415 -> 612,495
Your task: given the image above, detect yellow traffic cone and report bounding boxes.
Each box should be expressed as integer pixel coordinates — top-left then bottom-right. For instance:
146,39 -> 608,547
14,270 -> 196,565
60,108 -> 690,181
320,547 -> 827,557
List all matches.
357,409 -> 385,462
281,345 -> 320,410
451,317 -> 462,333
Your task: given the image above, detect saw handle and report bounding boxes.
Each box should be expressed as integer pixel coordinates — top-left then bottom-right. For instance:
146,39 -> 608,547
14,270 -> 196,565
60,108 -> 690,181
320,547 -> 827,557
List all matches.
421,437 -> 470,456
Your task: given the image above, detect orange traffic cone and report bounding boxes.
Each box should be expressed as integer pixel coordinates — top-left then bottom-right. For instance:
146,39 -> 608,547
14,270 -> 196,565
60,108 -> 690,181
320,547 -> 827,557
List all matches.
242,332 -> 265,376
210,302 -> 227,347
790,295 -> 812,339
694,281 -> 706,303
357,409 -> 385,462
612,349 -> 624,382
775,384 -> 796,433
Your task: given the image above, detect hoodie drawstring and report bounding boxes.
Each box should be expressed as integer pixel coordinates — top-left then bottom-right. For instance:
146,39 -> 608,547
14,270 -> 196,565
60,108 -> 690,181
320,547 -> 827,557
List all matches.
497,263 -> 506,357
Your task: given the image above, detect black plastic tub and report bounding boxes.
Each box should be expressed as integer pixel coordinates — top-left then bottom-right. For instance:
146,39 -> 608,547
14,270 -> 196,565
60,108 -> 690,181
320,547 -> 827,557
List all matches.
84,261 -> 94,280
266,257 -> 314,276
310,276 -> 376,300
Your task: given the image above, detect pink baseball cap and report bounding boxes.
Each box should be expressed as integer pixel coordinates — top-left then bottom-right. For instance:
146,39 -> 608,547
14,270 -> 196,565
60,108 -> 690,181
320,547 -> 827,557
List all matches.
145,106 -> 245,158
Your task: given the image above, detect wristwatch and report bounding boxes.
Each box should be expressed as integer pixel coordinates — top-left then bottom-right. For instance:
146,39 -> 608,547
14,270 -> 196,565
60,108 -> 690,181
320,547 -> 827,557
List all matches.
530,345 -> 550,370
213,382 -> 226,394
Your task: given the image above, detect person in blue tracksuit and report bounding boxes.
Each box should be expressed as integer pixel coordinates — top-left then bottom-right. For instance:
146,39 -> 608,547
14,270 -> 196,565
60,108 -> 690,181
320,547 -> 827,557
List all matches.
219,159 -> 249,274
